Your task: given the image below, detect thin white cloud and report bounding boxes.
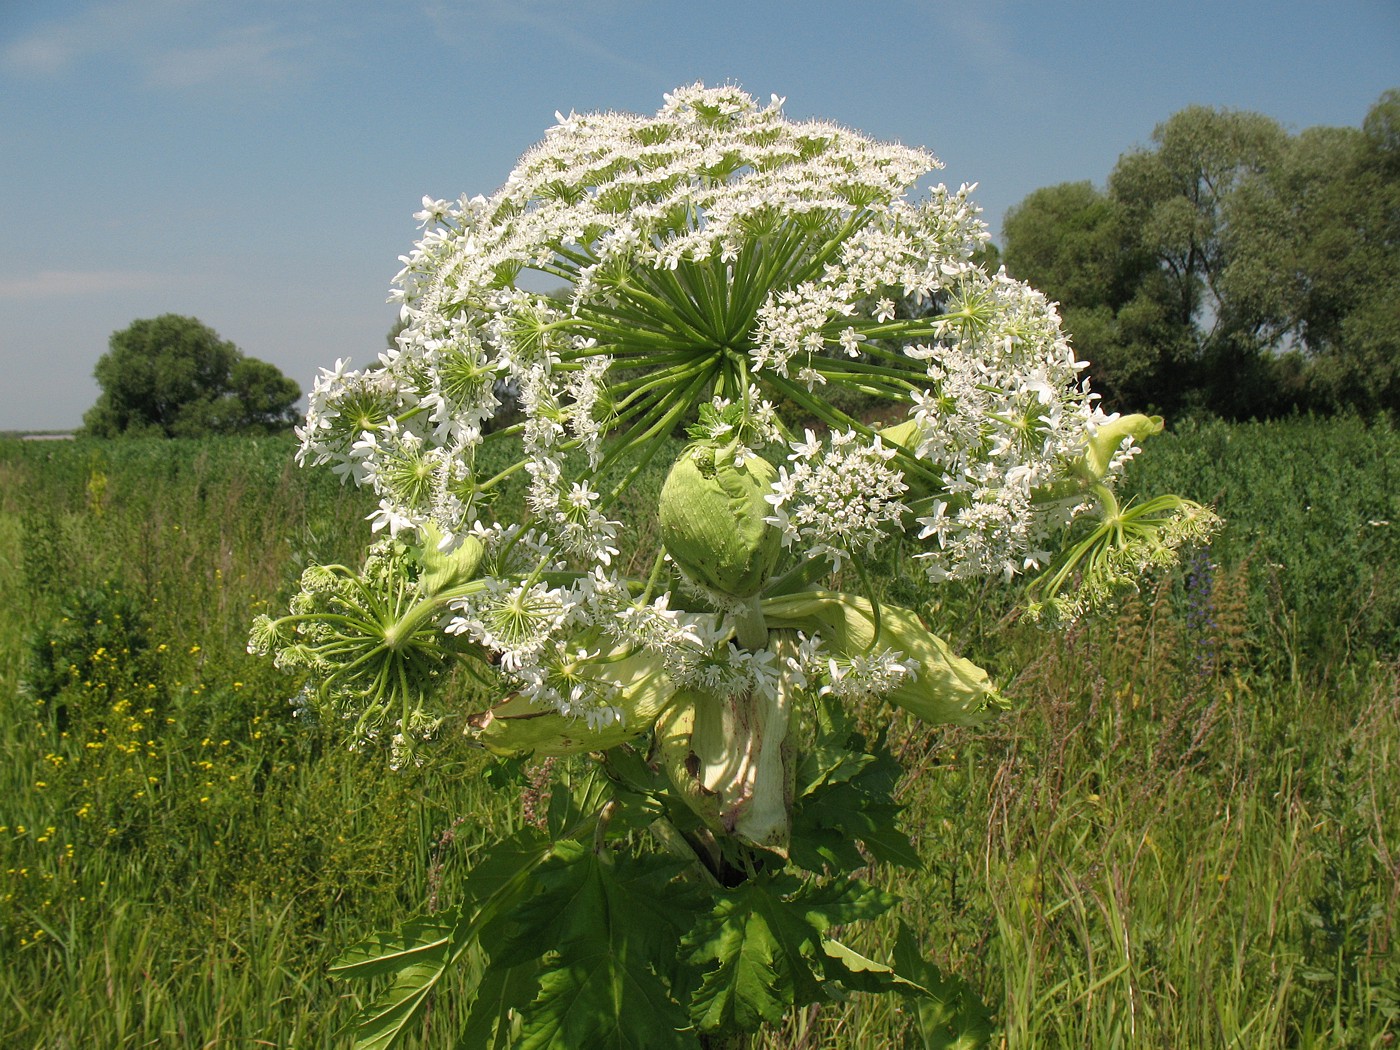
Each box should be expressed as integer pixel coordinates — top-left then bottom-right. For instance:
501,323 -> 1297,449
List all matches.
2,0 -> 185,77
145,23 -> 304,88
923,0 -> 1057,113
0,270 -> 181,299
1,0 -> 311,91
421,0 -> 661,80
2,34 -> 76,76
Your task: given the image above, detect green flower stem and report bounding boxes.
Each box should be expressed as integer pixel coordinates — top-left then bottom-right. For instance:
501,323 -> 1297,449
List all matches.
563,300 -> 687,342
607,361 -> 710,417
809,356 -> 925,387
265,610 -> 379,636
703,254 -> 737,330
601,354 -> 707,391
743,237 -> 810,316
476,457 -> 531,495
728,227 -> 810,324
381,579 -> 488,650
601,385 -> 672,436
673,259 -> 723,337
852,318 -> 943,340
761,552 -> 831,598
545,240 -> 599,272
568,286 -> 693,335
592,799 -> 619,856
1093,482 -> 1121,523
732,595 -> 769,652
479,420 -> 526,443
640,547 -> 670,605
808,370 -> 918,401
646,817 -> 724,888
614,274 -> 717,345
851,556 -> 883,651
565,308 -> 694,349
723,237 -> 779,332
788,211 -> 876,285
595,366 -> 717,493
602,379 -> 712,508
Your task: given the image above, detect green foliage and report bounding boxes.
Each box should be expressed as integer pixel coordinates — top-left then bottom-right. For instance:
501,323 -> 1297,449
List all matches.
82,314 -> 301,437
1122,415 -> 1400,668
330,728 -> 979,1047
21,580 -> 163,733
504,846 -> 696,1048
790,728 -> 919,872
1225,93 -> 1400,415
0,424 -> 1397,1046
893,924 -> 995,1050
1003,92 -> 1400,418
684,872 -> 890,1032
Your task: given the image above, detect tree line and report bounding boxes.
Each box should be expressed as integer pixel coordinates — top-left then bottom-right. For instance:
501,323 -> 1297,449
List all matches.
1001,90 -> 1399,419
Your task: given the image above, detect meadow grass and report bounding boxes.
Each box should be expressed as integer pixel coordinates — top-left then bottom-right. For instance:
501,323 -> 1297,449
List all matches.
1,422 -> 1397,1048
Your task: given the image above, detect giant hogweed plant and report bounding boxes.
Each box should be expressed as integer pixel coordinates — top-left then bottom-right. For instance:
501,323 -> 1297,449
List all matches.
251,85 -> 1215,1047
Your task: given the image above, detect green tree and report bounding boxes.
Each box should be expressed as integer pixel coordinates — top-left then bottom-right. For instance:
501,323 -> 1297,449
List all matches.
1226,91 -> 1400,413
1001,180 -> 1176,408
1003,93 -> 1400,418
1108,105 -> 1288,415
83,315 -> 302,437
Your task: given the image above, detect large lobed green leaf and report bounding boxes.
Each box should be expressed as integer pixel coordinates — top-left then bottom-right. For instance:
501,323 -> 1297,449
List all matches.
790,730 -> 920,873
498,841 -> 704,1049
330,916 -> 458,1050
681,871 -> 896,1034
329,827 -> 553,1050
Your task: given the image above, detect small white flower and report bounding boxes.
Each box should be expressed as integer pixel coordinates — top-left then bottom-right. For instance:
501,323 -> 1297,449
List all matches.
765,429 -> 908,570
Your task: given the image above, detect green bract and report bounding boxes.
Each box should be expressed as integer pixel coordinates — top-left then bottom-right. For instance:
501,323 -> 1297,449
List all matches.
1081,413 -> 1164,480
659,443 -> 783,600
416,527 -> 484,596
764,591 -> 1010,726
657,643 -> 801,856
469,649 -> 673,758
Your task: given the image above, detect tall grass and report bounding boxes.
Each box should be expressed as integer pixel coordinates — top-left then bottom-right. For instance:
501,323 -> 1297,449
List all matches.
0,423 -> 1397,1048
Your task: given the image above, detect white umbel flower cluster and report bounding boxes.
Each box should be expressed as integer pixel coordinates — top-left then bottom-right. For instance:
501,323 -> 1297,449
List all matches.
279,84 -> 1189,734
766,429 -> 909,571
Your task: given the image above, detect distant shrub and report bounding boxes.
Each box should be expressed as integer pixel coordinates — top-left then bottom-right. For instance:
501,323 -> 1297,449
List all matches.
82,315 -> 301,438
21,581 -> 164,735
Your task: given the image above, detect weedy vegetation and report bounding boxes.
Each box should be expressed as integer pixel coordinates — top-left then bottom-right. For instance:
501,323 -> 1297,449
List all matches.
1,418 -> 1397,1047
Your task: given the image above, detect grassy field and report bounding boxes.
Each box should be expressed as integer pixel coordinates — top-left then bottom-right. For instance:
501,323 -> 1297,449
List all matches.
1,420 -> 1397,1048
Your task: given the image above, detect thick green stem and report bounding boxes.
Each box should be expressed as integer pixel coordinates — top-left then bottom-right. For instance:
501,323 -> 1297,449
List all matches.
381,579 -> 487,651
731,595 -> 769,652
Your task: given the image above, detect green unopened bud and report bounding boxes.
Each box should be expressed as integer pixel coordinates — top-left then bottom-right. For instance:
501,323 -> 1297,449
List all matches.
417,526 -> 485,596
659,443 -> 781,599
1080,414 -> 1163,480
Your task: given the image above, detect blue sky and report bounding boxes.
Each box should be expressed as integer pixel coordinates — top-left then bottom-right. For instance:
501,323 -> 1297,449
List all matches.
2,0 -> 1396,431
